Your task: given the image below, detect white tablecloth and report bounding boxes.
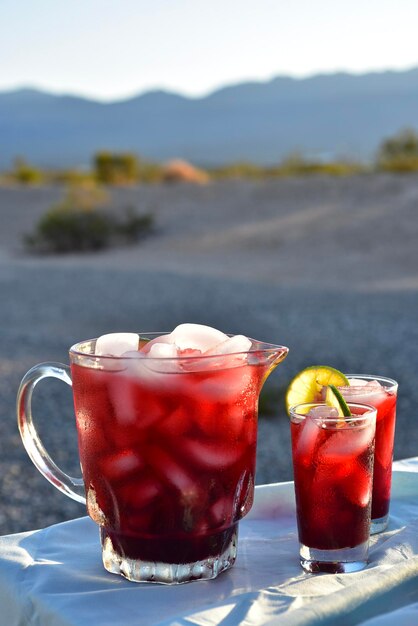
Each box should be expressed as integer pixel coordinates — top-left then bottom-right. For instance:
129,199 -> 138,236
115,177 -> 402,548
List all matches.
2,459 -> 418,626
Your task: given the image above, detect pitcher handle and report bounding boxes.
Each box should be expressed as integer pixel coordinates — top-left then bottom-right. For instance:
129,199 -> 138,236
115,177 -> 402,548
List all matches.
17,362 -> 86,504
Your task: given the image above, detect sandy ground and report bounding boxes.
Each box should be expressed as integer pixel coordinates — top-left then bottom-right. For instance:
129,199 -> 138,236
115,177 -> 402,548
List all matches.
1,174 -> 418,535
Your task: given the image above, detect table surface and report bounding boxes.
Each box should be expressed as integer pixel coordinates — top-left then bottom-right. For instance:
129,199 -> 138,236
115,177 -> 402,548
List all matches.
1,458 -> 418,626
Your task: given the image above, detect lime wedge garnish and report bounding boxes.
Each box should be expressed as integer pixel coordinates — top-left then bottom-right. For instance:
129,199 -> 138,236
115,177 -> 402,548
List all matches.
285,365 -> 349,414
326,384 -> 352,417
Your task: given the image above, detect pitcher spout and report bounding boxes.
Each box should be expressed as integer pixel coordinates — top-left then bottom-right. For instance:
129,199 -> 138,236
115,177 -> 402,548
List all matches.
249,340 -> 289,385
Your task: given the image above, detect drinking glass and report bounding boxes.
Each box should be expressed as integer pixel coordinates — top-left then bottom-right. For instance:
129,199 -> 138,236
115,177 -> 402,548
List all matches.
339,375 -> 398,533
290,402 -> 377,573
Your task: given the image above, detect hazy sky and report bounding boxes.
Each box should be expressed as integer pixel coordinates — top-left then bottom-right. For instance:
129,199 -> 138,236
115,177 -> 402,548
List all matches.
2,0 -> 418,101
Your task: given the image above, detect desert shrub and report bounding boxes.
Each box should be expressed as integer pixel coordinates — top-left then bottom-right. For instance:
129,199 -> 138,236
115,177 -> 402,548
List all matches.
50,169 -> 96,186
27,207 -> 112,252
377,155 -> 418,172
12,158 -> 43,185
210,156 -> 363,180
138,161 -> 164,184
276,153 -> 362,177
377,128 -> 418,172
94,151 -> 140,184
25,187 -> 153,254
115,207 -> 154,242
211,162 -> 264,180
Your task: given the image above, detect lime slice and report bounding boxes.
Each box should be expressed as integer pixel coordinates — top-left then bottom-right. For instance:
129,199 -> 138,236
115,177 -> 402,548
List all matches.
285,365 -> 349,414
326,384 -> 352,417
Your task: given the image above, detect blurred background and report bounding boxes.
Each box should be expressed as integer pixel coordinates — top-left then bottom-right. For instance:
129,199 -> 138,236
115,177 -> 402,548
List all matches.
1,0 -> 418,534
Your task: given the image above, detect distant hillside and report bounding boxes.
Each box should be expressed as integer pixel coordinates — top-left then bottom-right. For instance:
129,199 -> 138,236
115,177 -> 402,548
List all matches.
2,68 -> 418,168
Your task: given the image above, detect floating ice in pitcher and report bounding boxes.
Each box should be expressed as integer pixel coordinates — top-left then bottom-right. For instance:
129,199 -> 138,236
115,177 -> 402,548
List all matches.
100,449 -> 144,480
97,325 -> 254,378
169,323 -> 228,352
147,343 -> 178,359
96,333 -> 139,356
146,444 -> 199,494
181,438 -> 244,469
205,334 -> 252,356
142,324 -> 253,364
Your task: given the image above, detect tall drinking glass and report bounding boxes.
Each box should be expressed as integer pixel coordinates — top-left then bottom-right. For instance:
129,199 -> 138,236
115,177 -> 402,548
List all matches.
290,402 -> 377,574
17,333 -> 288,584
339,375 -> 398,534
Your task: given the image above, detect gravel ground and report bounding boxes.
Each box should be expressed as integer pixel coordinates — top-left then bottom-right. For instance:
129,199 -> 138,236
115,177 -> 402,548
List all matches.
1,175 -> 418,535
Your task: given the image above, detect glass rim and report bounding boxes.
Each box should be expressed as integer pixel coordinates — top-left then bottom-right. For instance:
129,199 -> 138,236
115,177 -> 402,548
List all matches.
69,333 -> 289,361
342,374 -> 398,392
289,401 -> 377,424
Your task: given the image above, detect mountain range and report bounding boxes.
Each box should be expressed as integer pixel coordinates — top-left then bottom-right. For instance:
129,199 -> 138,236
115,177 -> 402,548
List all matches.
2,67 -> 418,168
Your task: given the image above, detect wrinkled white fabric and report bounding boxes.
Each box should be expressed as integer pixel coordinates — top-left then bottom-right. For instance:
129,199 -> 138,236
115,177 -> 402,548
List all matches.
1,459 -> 418,626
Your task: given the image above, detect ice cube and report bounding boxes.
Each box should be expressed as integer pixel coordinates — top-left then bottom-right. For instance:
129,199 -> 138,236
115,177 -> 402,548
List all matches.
349,378 -> 370,387
295,415 -> 322,467
197,368 -> 252,403
147,445 -> 198,494
122,350 -> 146,360
141,334 -> 173,354
339,382 -> 368,399
169,323 -> 227,352
364,380 -> 383,390
147,342 -> 179,359
341,462 -> 372,507
95,333 -> 139,356
341,378 -> 385,404
118,474 -> 162,510
308,406 -> 340,420
205,334 -> 252,356
108,369 -> 167,429
191,335 -> 252,370
345,378 -> 383,395
182,439 -> 244,469
107,374 -> 138,424
209,496 -> 231,527
100,450 -> 144,481
124,348 -> 181,380
319,422 -> 375,464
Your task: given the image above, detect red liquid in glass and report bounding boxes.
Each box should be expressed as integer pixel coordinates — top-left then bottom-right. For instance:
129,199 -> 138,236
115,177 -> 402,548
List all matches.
71,358 -> 262,564
368,390 -> 397,520
339,383 -> 398,521
291,410 -> 375,550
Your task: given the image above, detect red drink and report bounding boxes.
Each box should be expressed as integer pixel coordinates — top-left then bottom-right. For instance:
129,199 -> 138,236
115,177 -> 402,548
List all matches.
371,392 -> 397,519
72,360 -> 259,565
340,376 -> 398,533
290,403 -> 376,573
17,327 -> 288,584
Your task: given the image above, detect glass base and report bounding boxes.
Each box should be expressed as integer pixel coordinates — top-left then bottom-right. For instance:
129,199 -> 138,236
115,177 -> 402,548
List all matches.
101,526 -> 238,584
370,514 -> 389,535
299,541 -> 369,574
